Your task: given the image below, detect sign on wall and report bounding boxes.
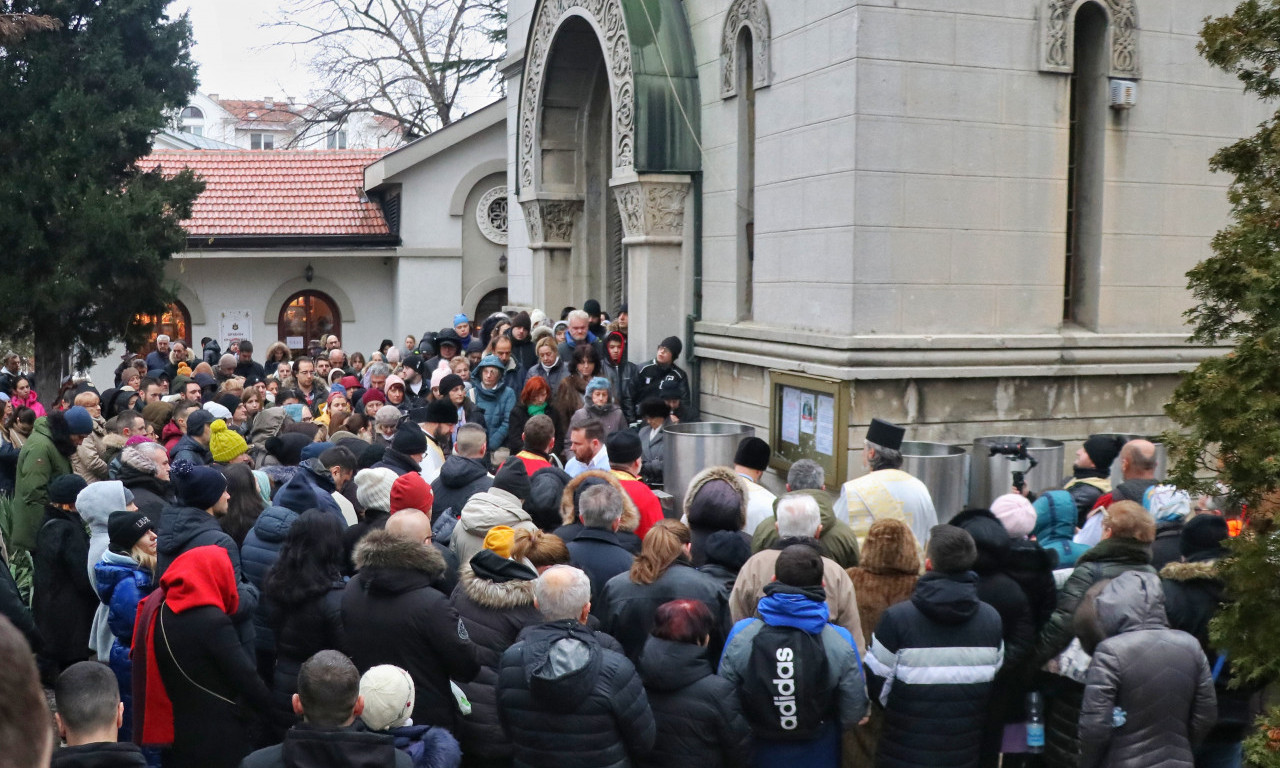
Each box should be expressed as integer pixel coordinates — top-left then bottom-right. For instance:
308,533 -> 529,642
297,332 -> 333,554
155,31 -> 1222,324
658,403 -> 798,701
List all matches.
219,310 -> 252,350
770,370 -> 850,485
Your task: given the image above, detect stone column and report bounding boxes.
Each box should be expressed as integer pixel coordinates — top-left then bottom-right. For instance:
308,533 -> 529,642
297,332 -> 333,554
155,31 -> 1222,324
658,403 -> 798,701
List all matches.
611,173 -> 693,361
519,198 -> 583,317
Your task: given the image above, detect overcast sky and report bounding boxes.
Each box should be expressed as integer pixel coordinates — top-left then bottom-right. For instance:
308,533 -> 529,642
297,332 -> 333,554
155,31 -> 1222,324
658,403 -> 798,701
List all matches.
168,0 -> 318,100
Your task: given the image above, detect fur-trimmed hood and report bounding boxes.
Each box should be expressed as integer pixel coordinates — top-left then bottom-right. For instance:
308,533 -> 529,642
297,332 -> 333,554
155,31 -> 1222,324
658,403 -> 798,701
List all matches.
1159,559 -> 1219,583
681,465 -> 749,531
353,529 -> 446,582
559,470 -> 640,531
459,560 -> 536,610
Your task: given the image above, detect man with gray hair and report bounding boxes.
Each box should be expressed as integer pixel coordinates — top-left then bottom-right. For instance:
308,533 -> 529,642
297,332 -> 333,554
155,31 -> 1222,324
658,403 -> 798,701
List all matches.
565,483 -> 633,614
497,565 -> 655,768
730,492 -> 866,651
557,308 -> 600,362
834,417 -> 937,551
117,442 -> 174,519
752,459 -> 862,568
145,334 -> 171,372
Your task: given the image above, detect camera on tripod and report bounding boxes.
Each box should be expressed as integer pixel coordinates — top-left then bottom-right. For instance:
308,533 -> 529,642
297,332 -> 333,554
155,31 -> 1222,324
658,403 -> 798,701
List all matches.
988,441 -> 1039,494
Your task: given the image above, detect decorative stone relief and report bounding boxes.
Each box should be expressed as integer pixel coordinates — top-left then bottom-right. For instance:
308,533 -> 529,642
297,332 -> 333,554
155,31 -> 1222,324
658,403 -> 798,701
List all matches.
612,178 -> 690,240
519,0 -> 636,197
720,0 -> 772,99
520,198 -> 583,248
475,186 -> 509,245
1040,0 -> 1140,78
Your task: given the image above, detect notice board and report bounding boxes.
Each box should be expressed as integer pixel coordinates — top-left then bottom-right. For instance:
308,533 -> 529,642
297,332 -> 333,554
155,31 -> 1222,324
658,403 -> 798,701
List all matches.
769,371 -> 850,485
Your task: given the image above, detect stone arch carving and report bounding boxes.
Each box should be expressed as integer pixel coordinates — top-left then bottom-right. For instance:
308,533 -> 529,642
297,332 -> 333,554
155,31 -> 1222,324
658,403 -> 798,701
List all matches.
1040,0 -> 1139,78
720,0 -> 772,99
518,0 -> 636,198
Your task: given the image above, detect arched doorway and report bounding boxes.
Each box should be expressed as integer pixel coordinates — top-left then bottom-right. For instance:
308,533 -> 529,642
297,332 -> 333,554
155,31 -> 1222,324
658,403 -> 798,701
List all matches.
137,301 -> 192,355
474,288 -> 509,321
278,290 -> 340,355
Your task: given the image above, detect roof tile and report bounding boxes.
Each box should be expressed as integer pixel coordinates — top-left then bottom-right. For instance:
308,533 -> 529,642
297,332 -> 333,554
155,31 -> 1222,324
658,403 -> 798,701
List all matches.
138,149 -> 392,237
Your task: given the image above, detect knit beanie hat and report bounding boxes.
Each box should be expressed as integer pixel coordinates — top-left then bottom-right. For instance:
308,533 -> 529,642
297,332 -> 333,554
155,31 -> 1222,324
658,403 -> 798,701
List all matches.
511,312 -> 531,331
658,336 -> 683,360
209,420 -> 248,463
1181,513 -> 1229,558
430,367 -> 450,390
358,443 -> 385,469
359,665 -> 416,732
185,408 -> 215,438
438,374 -> 464,396
1082,434 -> 1124,470
605,430 -> 642,465
108,510 -> 154,552
453,313 -> 470,327
483,525 -> 516,559
171,461 -> 228,510
355,467 -> 398,512
391,425 -> 427,456
362,388 -> 386,405
64,406 -> 94,436
989,493 -> 1037,539
390,471 -> 434,515
374,405 -> 402,428
49,474 -> 88,505
202,401 -> 232,421
176,362 -> 192,377
585,377 -> 611,397
733,436 -> 770,472
491,457 -> 531,501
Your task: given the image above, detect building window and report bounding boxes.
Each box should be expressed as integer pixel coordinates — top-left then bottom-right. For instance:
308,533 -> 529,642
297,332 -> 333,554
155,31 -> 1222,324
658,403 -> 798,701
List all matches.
475,288 -> 508,321
135,301 -> 192,355
475,186 -> 509,245
251,132 -> 275,150
326,130 -> 348,149
1063,2 -> 1108,328
278,290 -> 340,352
735,27 -> 756,321
179,106 -> 205,137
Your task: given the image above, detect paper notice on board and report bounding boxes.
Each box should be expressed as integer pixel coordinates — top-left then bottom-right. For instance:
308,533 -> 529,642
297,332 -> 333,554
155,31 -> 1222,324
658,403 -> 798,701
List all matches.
800,393 -> 816,435
781,387 -> 801,445
815,395 -> 835,456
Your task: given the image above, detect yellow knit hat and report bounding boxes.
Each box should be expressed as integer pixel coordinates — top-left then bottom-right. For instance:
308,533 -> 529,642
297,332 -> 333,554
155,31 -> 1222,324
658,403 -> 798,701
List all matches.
208,419 -> 248,464
482,525 -> 516,559
176,362 -> 192,376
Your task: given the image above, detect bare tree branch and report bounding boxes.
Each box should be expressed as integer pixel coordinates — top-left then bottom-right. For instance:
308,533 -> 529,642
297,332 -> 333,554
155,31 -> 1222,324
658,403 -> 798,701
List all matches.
270,0 -> 504,143
0,13 -> 61,47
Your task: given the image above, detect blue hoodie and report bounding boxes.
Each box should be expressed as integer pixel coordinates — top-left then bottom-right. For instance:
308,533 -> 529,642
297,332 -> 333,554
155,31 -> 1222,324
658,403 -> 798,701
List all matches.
1033,490 -> 1089,568
94,550 -> 153,740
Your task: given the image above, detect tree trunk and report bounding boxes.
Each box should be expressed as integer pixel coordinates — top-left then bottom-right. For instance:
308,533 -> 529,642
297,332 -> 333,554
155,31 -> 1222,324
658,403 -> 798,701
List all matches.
33,332 -> 70,411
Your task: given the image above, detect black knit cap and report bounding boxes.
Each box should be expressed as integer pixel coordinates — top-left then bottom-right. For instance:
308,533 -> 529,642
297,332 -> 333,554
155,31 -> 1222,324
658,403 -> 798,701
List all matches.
438,374 -> 464,396
1181,514 -> 1229,558
391,425 -> 427,456
733,436 -> 771,472
658,336 -> 683,360
49,474 -> 88,505
108,510 -> 154,552
607,430 -> 643,465
1083,434 -> 1125,470
492,457 -> 531,500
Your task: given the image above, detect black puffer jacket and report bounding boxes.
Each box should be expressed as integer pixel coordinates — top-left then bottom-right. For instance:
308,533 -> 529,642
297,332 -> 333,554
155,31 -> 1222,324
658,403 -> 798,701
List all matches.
1162,554 -> 1261,745
1150,519 -> 1185,570
342,530 -> 480,730
1006,537 -> 1058,631
431,455 -> 492,519
32,506 -> 96,665
635,636 -> 751,768
496,619 -> 655,768
1078,571 -> 1216,768
240,506 -> 299,654
269,583 -> 345,716
449,551 -> 542,761
599,560 -> 730,662
865,571 -> 1005,768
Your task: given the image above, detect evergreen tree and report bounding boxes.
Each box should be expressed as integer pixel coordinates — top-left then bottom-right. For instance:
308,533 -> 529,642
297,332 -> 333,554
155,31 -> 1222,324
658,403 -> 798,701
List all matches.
1167,1 -> 1280,761
0,0 -> 203,404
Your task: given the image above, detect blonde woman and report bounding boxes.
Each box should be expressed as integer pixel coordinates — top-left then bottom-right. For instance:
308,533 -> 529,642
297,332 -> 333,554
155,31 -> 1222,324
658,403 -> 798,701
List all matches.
93,510 -> 158,739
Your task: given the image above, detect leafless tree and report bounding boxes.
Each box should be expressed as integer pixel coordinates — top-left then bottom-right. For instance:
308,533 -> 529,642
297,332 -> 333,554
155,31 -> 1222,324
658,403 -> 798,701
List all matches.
273,0 -> 504,143
0,13 -> 61,47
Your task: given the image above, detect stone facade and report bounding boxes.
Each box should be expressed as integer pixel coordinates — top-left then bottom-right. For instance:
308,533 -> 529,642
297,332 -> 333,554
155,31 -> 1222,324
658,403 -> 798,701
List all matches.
503,0 -> 1262,482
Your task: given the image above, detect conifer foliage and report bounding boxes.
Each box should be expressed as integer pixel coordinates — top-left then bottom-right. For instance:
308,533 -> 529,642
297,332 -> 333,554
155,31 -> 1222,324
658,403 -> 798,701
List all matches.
0,0 -> 203,402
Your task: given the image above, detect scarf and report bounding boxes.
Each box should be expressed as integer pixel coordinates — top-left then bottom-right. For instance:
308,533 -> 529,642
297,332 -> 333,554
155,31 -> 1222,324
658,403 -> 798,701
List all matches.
528,403 -> 548,416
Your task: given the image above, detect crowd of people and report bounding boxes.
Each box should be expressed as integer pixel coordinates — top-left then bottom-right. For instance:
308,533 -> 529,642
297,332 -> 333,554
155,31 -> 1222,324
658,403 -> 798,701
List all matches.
0,302 -> 1264,768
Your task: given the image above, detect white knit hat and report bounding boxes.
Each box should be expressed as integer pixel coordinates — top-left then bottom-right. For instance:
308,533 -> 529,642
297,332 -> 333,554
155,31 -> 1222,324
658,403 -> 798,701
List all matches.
359,665 -> 415,732
202,401 -> 233,420
355,467 -> 398,512
990,494 -> 1037,539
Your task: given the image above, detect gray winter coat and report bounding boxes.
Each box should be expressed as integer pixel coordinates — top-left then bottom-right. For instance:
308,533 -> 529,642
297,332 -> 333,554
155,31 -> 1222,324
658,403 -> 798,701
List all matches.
1079,571 -> 1216,768
450,489 -> 538,566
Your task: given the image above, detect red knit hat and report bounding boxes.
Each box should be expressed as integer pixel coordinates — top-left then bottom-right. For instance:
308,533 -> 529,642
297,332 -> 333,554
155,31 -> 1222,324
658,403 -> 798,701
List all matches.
390,471 -> 434,515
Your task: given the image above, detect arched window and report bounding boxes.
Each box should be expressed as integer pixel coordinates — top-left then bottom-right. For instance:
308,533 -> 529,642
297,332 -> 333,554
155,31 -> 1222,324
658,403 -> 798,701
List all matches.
179,106 -> 205,137
474,288 -> 508,321
136,301 -> 192,356
278,291 -> 341,354
735,26 -> 756,321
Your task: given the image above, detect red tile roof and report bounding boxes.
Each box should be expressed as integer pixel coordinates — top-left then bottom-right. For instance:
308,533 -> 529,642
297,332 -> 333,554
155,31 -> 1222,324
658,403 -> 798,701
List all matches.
217,99 -> 303,126
139,150 -> 393,237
